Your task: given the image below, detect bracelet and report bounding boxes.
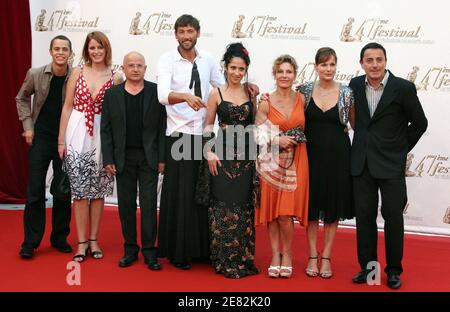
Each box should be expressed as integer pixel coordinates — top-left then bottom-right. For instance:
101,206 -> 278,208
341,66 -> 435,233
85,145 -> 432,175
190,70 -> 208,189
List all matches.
58,143 -> 66,145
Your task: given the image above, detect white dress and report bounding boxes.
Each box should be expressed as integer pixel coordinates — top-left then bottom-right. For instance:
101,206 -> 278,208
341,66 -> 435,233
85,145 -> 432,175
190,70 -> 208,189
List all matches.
64,66 -> 115,199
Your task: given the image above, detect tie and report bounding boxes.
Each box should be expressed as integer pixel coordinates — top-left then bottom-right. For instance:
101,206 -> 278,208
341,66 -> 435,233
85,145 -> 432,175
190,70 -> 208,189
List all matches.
189,61 -> 202,98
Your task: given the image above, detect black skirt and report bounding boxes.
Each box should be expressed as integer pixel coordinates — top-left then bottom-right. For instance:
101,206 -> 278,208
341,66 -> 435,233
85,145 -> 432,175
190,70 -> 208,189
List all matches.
157,133 -> 210,262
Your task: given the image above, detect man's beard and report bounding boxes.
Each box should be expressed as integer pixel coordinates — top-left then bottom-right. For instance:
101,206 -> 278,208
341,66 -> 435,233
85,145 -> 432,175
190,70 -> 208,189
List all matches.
178,39 -> 197,51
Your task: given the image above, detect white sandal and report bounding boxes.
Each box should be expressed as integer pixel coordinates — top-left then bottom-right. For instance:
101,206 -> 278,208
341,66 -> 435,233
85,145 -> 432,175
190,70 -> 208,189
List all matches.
279,266 -> 293,278
268,265 -> 281,278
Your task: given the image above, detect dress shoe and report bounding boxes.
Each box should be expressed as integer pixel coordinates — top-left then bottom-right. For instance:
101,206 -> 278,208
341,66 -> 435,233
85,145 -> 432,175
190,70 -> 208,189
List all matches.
144,258 -> 161,271
352,270 -> 370,284
19,245 -> 34,259
51,241 -> 73,253
118,254 -> 138,267
173,262 -> 191,270
387,274 -> 402,289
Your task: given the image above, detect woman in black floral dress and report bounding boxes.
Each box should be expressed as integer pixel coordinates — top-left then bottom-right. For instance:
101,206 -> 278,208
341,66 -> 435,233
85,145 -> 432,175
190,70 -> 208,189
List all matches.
202,43 -> 259,278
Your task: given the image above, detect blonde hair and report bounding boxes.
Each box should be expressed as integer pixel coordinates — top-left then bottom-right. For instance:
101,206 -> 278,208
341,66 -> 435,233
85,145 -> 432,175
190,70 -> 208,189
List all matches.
272,54 -> 298,77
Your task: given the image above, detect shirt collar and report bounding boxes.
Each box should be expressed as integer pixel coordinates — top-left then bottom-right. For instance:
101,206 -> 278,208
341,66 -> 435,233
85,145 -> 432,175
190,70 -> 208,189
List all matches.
365,70 -> 389,89
44,63 -> 72,77
44,63 -> 53,74
173,47 -> 202,62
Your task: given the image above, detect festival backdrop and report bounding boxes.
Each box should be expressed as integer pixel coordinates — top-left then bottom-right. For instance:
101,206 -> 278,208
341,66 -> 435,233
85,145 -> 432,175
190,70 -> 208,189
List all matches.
28,0 -> 450,235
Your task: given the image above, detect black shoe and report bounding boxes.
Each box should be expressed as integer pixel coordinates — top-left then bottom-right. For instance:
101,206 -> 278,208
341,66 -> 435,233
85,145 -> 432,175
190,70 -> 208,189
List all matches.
73,241 -> 89,263
119,254 -> 138,267
88,239 -> 104,259
144,257 -> 161,271
352,270 -> 370,284
51,241 -> 73,253
387,274 -> 402,289
173,262 -> 191,270
19,245 -> 34,259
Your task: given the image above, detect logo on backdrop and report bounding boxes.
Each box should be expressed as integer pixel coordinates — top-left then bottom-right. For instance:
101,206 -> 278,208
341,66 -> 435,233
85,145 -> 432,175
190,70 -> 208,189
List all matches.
34,8 -> 100,32
405,153 -> 416,177
339,17 -> 432,44
406,66 -> 450,92
231,15 -> 248,38
129,12 -> 174,36
230,15 -> 319,40
296,62 -> 361,85
128,12 -> 214,38
409,154 -> 450,179
129,12 -> 144,35
443,207 -> 450,224
35,9 -> 48,31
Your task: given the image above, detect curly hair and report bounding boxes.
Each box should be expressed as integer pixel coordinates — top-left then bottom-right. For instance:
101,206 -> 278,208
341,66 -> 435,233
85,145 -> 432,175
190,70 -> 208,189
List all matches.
272,54 -> 298,77
221,42 -> 250,82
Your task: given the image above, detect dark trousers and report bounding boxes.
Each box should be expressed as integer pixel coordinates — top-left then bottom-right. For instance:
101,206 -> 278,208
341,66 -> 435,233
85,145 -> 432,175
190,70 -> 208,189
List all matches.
22,136 -> 71,248
116,148 -> 158,259
353,164 -> 407,275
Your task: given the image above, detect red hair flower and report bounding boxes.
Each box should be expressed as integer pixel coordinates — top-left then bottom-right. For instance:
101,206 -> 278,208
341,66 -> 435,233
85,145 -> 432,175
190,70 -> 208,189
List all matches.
242,47 -> 249,56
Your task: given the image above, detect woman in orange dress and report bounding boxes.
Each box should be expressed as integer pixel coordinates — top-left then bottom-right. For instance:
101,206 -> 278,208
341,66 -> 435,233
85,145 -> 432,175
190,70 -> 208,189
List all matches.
255,55 -> 309,278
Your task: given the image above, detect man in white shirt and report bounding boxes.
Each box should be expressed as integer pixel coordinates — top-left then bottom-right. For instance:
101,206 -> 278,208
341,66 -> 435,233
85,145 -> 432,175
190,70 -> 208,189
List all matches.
156,14 -> 224,269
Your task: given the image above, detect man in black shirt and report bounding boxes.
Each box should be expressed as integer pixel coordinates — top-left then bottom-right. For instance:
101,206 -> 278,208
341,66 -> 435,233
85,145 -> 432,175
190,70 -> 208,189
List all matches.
101,52 -> 166,270
16,35 -> 74,259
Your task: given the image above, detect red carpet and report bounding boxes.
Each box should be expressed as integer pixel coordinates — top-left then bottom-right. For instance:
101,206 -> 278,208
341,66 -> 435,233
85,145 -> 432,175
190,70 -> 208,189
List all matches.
1,206 -> 449,292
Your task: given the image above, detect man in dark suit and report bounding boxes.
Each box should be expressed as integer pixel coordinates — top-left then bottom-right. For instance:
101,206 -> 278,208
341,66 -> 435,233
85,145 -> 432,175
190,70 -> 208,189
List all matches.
349,42 -> 427,289
101,52 -> 166,270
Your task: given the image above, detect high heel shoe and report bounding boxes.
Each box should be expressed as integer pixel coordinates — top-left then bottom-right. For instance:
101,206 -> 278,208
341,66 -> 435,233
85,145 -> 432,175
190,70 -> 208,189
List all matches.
279,266 -> 293,278
319,257 -> 333,279
279,252 -> 293,278
268,265 -> 281,278
268,252 -> 281,278
305,255 -> 319,277
88,239 -> 104,259
73,241 -> 89,262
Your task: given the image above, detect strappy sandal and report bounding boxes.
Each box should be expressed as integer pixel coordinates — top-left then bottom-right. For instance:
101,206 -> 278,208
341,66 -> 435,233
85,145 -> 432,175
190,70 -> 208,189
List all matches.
88,239 -> 104,259
73,241 -> 89,262
305,255 -> 319,277
268,265 -> 281,278
319,257 -> 333,279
